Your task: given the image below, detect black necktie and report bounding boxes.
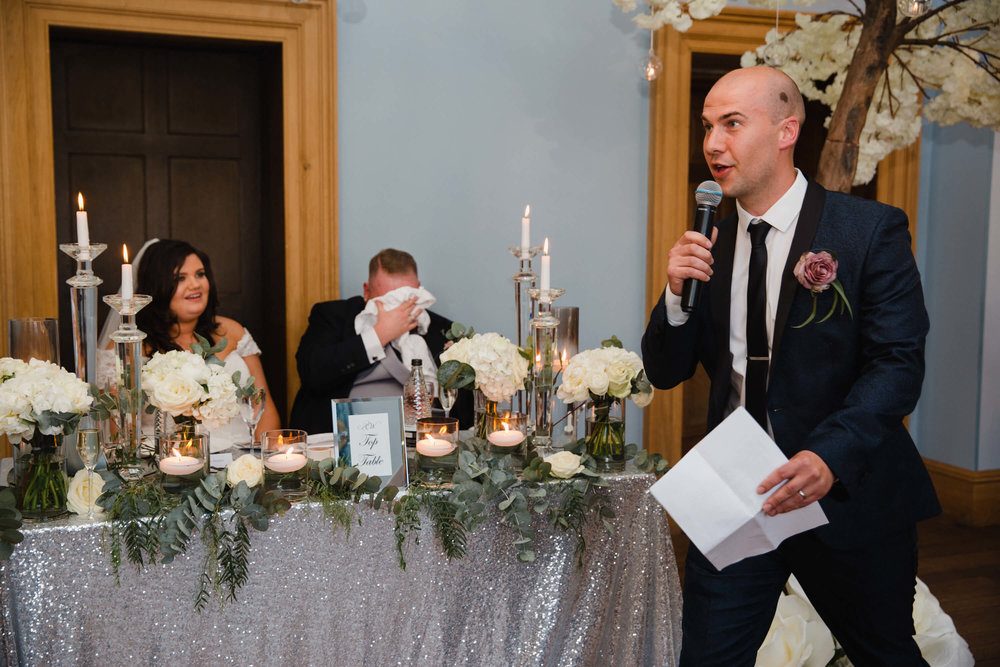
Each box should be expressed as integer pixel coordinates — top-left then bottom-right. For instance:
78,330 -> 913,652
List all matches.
746,219 -> 771,430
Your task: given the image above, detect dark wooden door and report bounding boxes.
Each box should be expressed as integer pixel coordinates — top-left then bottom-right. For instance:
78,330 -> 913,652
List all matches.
50,29 -> 287,414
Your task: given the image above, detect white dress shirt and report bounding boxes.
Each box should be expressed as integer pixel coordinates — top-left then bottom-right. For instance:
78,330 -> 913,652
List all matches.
665,170 -> 808,410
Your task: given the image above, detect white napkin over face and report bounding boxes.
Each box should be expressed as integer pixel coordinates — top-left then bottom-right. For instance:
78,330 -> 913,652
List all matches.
354,286 -> 438,374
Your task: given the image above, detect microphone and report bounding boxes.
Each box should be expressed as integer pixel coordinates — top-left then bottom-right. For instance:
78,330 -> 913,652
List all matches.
681,180 -> 724,313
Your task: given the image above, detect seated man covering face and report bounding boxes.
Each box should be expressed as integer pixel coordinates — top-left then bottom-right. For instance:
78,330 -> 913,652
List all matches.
290,248 -> 472,434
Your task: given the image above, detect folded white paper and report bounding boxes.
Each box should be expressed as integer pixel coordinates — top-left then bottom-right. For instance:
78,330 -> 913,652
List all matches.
649,407 -> 828,570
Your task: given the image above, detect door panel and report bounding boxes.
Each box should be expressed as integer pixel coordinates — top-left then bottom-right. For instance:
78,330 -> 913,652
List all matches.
51,29 -> 286,415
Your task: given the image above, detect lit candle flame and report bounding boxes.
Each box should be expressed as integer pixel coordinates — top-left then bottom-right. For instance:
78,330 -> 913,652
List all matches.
502,422 -> 511,432
524,204 -> 530,217
282,445 -> 292,456
426,434 -> 437,443
543,237 -> 549,255
438,426 -> 448,434
561,349 -> 568,366
170,447 -> 181,458
122,244 -> 129,263
77,193 -> 85,210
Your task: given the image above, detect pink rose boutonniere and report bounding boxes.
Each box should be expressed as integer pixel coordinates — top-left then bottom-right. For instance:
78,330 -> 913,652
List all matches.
792,251 -> 853,328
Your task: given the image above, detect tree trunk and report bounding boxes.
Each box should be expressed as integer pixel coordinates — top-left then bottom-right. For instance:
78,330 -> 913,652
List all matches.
815,0 -> 901,193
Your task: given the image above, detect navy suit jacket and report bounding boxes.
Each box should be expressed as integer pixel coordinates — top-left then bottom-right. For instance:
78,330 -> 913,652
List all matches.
642,180 -> 940,547
290,296 -> 472,434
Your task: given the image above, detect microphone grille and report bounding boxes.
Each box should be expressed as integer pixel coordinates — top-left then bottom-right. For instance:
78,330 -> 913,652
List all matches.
695,181 -> 723,206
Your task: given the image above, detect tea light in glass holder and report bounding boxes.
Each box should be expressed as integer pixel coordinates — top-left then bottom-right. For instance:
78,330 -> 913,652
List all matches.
415,417 -> 459,480
158,433 -> 209,492
486,412 -> 528,466
262,429 -> 308,498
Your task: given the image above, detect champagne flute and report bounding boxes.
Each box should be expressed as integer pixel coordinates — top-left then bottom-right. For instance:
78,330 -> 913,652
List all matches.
239,389 -> 266,451
75,428 -> 102,520
438,383 -> 458,419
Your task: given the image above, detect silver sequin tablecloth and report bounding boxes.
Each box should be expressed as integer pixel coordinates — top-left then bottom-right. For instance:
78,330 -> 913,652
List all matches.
0,468 -> 681,666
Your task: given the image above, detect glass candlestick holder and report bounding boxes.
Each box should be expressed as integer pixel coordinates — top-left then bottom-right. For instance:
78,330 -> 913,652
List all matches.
526,288 -> 565,449
415,416 -> 459,481
60,242 -> 107,386
102,293 -> 153,481
509,245 -> 542,416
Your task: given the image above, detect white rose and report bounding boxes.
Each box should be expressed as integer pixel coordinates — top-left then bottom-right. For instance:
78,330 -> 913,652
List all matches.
544,451 -> 585,479
149,375 -> 205,416
757,581 -> 836,667
66,469 -> 105,517
631,390 -> 654,408
227,453 -> 264,488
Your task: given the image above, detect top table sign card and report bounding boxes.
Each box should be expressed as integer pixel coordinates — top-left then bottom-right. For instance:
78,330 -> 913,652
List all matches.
331,396 -> 408,490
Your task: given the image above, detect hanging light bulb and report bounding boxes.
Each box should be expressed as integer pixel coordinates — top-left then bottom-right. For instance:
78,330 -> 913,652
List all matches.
641,52 -> 663,81
897,0 -> 930,17
640,18 -> 661,82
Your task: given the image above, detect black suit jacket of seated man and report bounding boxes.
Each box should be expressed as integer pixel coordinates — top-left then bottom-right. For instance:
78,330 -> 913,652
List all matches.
290,295 -> 473,434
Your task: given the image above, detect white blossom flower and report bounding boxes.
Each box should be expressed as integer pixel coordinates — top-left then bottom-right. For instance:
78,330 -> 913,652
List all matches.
556,346 -> 652,407
544,451 -> 585,479
439,333 -> 528,403
227,453 -> 264,488
66,469 -> 105,517
142,350 -> 241,429
0,358 -> 92,441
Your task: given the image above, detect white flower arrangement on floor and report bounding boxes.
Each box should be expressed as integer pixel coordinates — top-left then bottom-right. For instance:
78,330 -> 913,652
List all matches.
756,574 -> 974,667
141,350 -> 240,428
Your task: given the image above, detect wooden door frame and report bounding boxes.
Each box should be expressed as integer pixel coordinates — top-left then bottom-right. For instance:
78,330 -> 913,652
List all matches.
0,0 -> 337,413
643,7 -> 921,461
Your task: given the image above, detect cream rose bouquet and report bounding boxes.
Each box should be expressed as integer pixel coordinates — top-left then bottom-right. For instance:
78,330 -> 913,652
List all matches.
556,342 -> 653,408
0,357 -> 93,517
141,349 -> 240,429
556,338 -> 653,472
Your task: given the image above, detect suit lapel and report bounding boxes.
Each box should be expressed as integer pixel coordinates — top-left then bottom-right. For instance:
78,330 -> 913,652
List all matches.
711,215 -> 737,362
770,180 -> 826,376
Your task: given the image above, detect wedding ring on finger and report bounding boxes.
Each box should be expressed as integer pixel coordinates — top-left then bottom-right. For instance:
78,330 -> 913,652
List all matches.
798,489 -> 807,500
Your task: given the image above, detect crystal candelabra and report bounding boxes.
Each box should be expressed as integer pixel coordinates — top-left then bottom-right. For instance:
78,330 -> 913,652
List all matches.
102,293 -> 152,480
59,242 -> 107,387
508,245 -> 542,417
526,287 -> 565,449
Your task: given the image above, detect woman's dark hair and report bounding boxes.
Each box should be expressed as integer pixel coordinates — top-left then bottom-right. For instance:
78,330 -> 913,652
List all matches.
135,239 -> 221,353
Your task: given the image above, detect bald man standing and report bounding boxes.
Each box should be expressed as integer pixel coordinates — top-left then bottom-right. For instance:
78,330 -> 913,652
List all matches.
642,66 -> 939,665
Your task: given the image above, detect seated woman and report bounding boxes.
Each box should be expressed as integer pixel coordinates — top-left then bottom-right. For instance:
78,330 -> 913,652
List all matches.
98,239 -> 280,450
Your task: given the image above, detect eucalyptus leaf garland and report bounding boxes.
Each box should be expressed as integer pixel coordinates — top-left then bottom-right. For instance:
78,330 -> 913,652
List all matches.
83,441 -> 670,611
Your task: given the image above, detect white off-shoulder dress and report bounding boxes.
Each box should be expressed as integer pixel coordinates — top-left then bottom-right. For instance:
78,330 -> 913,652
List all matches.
96,329 -> 263,453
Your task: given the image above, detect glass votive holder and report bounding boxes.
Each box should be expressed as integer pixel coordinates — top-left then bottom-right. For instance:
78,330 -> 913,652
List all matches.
262,429 -> 308,499
414,417 -> 459,480
158,432 -> 209,493
485,412 -> 528,461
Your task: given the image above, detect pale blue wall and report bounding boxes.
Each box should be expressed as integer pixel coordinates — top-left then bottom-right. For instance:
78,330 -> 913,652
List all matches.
913,123 -> 995,470
336,1 -> 651,445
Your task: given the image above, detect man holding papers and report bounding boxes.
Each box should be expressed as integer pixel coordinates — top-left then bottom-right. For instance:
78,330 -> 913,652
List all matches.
642,66 -> 940,666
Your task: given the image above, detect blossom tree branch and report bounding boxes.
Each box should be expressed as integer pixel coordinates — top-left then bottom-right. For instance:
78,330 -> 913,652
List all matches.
614,0 -> 1000,191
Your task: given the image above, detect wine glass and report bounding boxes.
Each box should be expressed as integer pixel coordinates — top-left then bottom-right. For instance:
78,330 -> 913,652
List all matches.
437,383 -> 458,419
75,428 -> 102,520
239,389 -> 266,451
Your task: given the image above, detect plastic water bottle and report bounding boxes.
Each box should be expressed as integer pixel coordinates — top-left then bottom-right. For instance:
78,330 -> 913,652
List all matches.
403,359 -> 431,434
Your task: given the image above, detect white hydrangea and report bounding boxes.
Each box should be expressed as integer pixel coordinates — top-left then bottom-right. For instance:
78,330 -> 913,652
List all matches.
0,357 -> 92,441
142,350 -> 241,429
556,346 -> 652,407
439,333 -> 529,403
